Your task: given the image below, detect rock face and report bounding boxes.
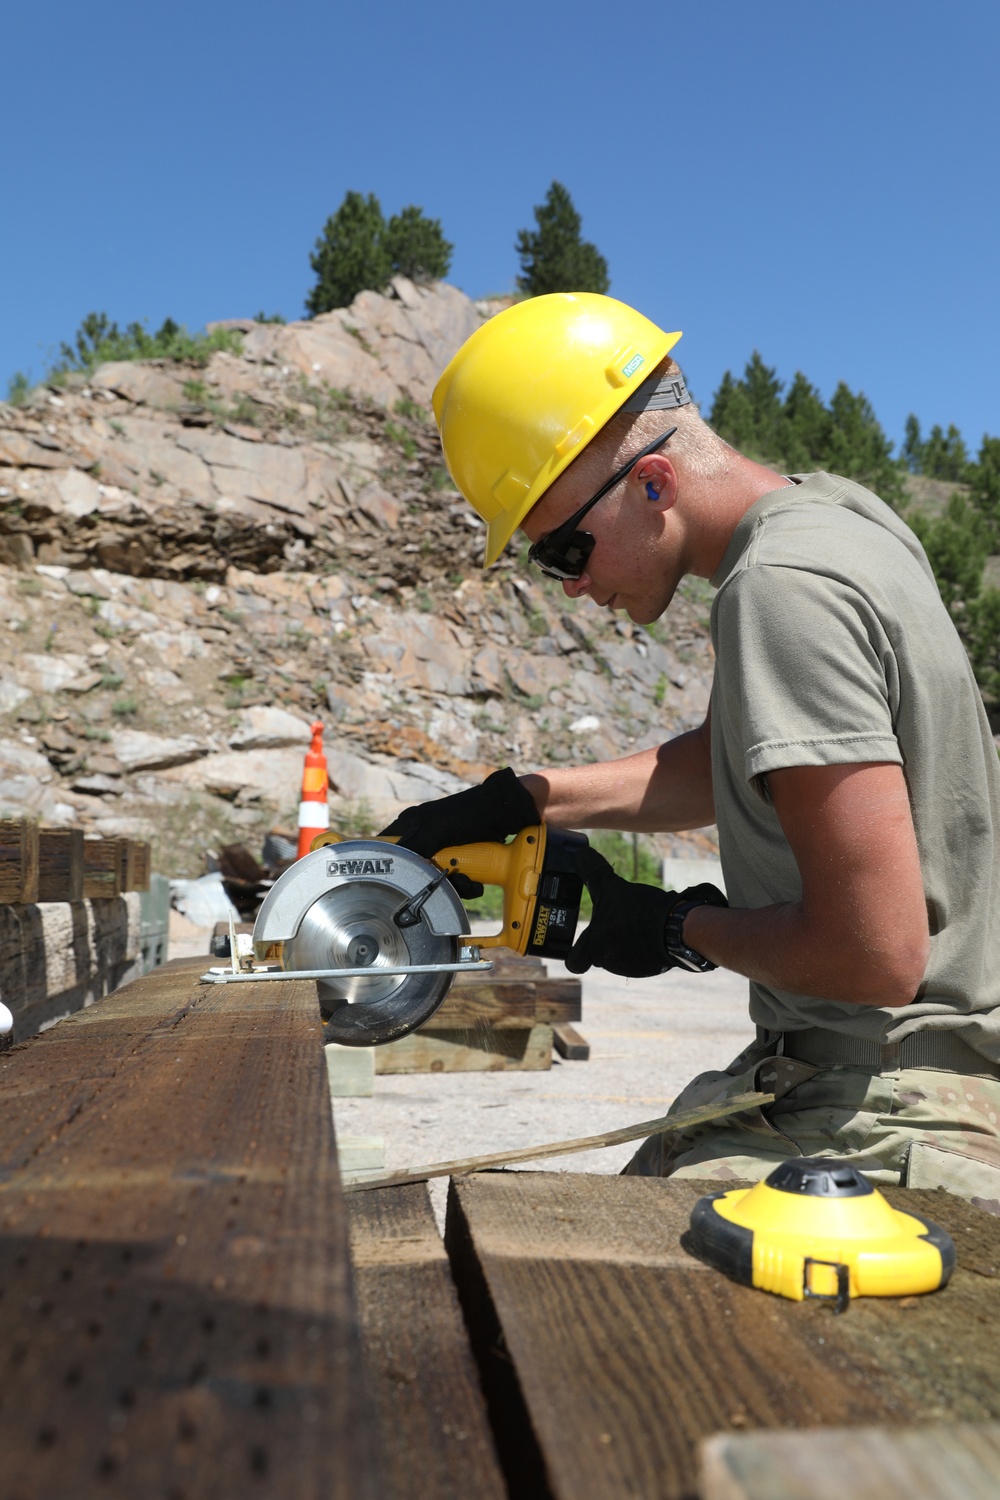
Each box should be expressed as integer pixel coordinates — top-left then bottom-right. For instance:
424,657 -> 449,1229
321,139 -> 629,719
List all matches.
0,280 -> 717,875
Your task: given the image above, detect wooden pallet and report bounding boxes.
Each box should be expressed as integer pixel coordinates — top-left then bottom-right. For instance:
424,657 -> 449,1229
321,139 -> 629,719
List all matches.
374,1023 -> 554,1074
374,946 -> 583,1073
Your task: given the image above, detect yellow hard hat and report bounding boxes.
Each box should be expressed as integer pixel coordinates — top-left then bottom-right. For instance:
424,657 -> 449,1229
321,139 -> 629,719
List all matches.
432,293 -> 682,566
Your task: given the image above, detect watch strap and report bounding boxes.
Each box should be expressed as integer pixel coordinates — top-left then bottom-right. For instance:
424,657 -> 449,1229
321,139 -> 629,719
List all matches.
663,897 -> 718,973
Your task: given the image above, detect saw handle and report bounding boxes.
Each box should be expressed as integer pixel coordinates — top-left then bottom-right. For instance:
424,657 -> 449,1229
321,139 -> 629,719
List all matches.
428,825 -> 546,954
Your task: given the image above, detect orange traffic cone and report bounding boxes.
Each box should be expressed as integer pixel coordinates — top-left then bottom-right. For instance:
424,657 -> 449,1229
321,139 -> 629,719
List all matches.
296,721 -> 330,858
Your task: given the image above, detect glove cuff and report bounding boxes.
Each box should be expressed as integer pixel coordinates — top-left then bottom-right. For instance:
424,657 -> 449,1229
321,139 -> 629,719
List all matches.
484,767 -> 540,832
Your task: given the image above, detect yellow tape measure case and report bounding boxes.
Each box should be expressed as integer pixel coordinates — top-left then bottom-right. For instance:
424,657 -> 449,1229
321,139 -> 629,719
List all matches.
687,1158 -> 955,1310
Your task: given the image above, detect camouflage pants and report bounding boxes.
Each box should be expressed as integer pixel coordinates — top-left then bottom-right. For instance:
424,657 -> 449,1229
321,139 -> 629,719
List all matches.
624,1034 -> 1000,1213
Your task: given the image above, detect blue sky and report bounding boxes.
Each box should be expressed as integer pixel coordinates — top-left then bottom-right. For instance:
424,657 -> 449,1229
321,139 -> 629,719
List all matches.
3,0 -> 998,452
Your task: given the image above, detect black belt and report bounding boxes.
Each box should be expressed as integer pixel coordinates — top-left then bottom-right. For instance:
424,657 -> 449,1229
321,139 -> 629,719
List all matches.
773,1025 -> 1000,1080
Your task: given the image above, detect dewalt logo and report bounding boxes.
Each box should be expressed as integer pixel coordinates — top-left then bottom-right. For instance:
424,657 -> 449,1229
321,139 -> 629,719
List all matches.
327,857 -> 395,877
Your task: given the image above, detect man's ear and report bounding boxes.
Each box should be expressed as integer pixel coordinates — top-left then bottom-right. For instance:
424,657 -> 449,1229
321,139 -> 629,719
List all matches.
634,453 -> 678,509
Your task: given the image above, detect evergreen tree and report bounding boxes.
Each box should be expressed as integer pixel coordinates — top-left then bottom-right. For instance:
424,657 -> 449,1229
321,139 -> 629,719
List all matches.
383,205 -> 453,283
782,372 -> 831,471
921,423 -> 971,483
516,181 -> 610,297
969,435 -> 1000,542
909,495 -> 990,617
306,192 -> 392,315
823,382 -> 905,506
708,370 -> 756,453
709,355 -> 784,460
902,413 -> 923,472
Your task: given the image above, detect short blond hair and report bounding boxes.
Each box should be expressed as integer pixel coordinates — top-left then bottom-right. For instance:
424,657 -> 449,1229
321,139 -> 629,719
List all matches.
589,356 -> 735,481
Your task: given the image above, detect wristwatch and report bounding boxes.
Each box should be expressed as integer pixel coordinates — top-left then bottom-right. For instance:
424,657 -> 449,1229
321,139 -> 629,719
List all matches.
664,897 -> 719,972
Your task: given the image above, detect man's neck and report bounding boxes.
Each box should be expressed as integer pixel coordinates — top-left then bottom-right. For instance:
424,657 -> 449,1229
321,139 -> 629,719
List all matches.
688,457 -> 793,580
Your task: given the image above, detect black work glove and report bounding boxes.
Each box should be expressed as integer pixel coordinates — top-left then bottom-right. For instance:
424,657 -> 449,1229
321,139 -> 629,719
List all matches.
379,767 -> 539,900
566,847 -> 727,978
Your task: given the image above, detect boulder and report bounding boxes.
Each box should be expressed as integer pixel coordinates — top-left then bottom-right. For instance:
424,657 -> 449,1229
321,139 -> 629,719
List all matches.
90,362 -> 188,409
110,730 -> 209,772
228,705 -> 313,751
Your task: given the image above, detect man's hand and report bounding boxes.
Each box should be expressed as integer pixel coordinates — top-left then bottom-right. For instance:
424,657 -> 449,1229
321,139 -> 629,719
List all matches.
379,767 -> 539,898
566,847 -> 727,977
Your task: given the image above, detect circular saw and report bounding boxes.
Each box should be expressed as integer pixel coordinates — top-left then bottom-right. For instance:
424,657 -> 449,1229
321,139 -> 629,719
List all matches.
201,824 -> 587,1048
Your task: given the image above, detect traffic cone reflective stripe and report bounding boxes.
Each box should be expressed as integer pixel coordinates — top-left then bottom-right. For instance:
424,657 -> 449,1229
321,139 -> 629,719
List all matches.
296,721 -> 330,859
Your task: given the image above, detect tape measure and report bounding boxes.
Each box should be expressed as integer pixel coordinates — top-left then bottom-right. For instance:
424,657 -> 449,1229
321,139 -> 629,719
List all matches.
687,1157 -> 955,1311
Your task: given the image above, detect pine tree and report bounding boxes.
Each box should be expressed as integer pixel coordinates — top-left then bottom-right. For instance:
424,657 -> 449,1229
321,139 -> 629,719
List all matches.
902,414 -> 924,472
823,382 -> 904,504
782,373 -> 831,471
921,423 -> 971,483
516,181 -> 610,297
383,205 -> 453,283
306,192 -> 392,316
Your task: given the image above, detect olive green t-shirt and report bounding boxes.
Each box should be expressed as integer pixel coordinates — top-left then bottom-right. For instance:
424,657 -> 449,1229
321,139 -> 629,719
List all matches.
710,471 -> 1000,1060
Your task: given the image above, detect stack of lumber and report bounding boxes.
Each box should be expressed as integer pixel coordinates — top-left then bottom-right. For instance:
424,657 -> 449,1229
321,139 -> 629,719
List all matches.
0,819 -> 151,903
374,947 -> 584,1074
0,820 -> 156,1040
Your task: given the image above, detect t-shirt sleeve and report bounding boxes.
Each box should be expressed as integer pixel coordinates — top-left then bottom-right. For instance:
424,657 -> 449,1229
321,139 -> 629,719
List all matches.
714,563 -> 902,782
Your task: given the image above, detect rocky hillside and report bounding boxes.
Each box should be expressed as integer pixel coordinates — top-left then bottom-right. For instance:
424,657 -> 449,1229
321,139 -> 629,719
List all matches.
0,278 -> 715,875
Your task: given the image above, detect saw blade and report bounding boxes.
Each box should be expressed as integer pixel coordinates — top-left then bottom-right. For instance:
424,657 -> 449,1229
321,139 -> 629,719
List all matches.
284,878 -> 457,1046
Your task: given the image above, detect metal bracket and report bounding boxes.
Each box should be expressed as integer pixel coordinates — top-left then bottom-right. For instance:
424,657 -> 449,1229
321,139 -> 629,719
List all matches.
200,950 -> 492,986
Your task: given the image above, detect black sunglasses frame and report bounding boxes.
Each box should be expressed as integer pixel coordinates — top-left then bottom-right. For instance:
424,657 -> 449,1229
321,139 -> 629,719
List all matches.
527,428 -> 677,580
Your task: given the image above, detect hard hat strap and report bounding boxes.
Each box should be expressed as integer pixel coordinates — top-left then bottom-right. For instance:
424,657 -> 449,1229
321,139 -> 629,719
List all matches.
622,372 -> 692,414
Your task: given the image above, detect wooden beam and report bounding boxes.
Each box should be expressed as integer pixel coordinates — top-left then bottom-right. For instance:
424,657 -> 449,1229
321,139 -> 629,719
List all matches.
445,1173 -> 1000,1500
0,959 -> 383,1498
553,1022 -> 590,1060
347,1183 -> 506,1500
0,818 -> 38,904
429,976 -> 582,1029
38,827 -> 85,903
700,1421 -> 1000,1500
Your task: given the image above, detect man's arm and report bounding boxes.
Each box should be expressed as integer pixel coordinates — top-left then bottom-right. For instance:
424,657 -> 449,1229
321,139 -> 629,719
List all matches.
521,712 -> 714,833
684,761 -> 930,1008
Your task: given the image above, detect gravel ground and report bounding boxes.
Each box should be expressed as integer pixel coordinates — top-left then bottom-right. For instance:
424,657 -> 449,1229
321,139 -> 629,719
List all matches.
334,947 -> 755,1227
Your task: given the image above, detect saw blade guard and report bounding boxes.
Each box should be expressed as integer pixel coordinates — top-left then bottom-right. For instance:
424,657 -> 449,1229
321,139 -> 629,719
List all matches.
253,842 -> 470,1046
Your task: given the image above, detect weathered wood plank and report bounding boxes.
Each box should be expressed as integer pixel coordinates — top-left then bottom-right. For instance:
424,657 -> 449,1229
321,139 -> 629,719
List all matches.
38,827 -> 84,902
0,960 -> 382,1499
445,1173 -> 1000,1500
375,1023 -> 553,1074
700,1421 -> 1000,1500
0,817 -> 39,903
119,838 -> 151,892
82,836 -> 123,899
347,1183 -> 505,1500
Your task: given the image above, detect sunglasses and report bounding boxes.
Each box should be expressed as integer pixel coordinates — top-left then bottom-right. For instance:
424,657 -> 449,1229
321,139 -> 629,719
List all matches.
527,428 -> 677,581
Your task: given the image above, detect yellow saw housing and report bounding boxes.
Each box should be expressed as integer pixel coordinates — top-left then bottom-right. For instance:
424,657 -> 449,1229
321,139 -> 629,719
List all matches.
688,1158 -> 955,1309
312,823 -> 587,960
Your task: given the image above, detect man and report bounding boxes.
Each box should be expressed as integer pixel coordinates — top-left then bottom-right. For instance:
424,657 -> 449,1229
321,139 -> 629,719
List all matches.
385,293 -> 1000,1201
